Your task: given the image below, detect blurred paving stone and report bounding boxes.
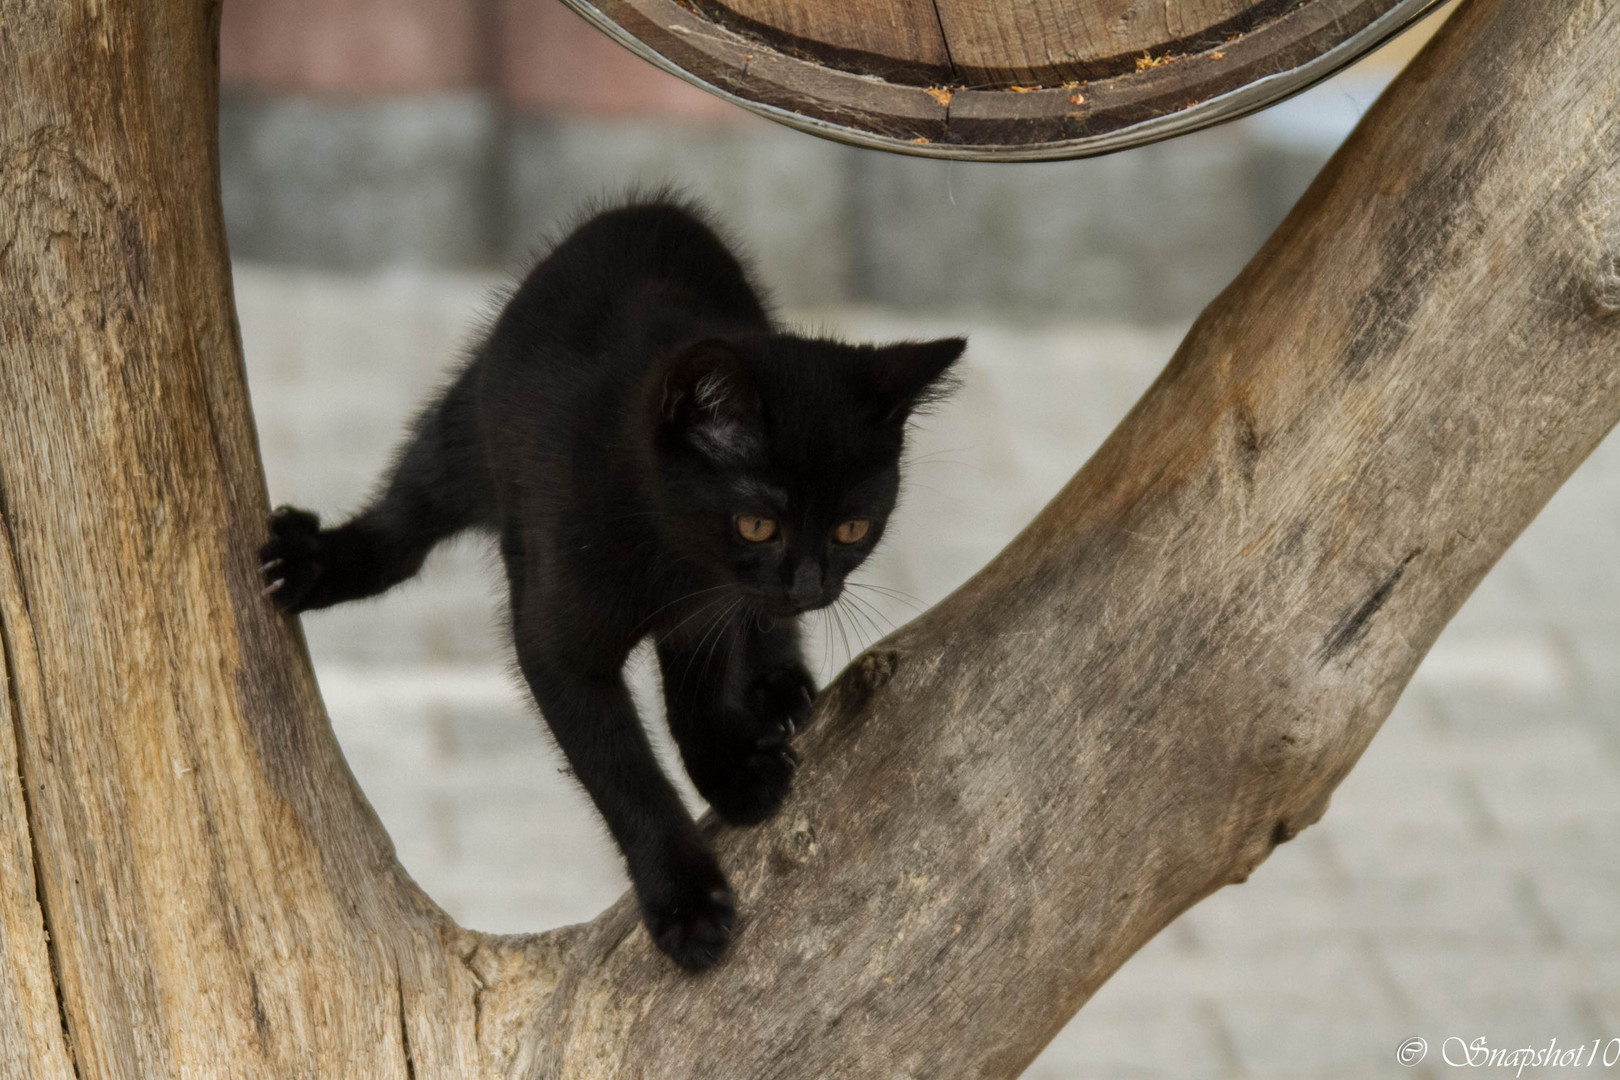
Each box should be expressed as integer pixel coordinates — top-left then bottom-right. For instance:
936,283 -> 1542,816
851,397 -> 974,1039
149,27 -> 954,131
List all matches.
1026,1000 -> 1230,1080
1183,865 -> 1542,954
852,130 -> 1265,323
1218,1000 -> 1412,1079
1375,945 -> 1609,1046
1410,633 -> 1571,701
1532,869 -> 1620,950
1567,631 -> 1620,704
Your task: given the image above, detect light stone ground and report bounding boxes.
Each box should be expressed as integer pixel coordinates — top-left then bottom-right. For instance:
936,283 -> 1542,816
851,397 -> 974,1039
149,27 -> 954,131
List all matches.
236,262 -> 1620,1080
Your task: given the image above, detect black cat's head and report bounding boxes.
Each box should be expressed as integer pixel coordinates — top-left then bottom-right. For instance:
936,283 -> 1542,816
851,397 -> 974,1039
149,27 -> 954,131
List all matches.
649,332 -> 965,616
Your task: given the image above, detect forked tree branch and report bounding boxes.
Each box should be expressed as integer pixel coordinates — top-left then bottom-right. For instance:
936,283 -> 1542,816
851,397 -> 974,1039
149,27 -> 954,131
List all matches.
1,0 -> 1616,1076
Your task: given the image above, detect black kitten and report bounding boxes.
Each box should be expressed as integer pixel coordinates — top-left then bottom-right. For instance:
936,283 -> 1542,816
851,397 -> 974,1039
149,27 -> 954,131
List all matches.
259,199 -> 963,970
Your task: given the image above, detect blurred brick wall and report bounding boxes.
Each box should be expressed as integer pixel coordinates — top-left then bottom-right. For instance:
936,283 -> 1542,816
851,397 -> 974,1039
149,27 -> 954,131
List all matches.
492,1 -> 734,117
220,0 -> 732,116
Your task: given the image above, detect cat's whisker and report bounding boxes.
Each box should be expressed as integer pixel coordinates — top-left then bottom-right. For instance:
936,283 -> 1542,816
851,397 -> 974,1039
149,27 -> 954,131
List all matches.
901,481 -> 968,504
812,608 -> 833,673
678,595 -> 744,699
834,598 -> 871,656
905,441 -> 976,458
829,599 -> 854,668
663,595 -> 745,697
656,585 -> 742,639
702,601 -> 743,692
839,592 -> 890,645
844,603 -> 868,656
658,599 -> 720,649
844,597 -> 878,652
846,580 -> 928,614
846,578 -> 924,600
851,592 -> 901,637
814,606 -> 835,682
902,445 -> 980,470
673,592 -> 735,681
906,459 -> 979,474
638,581 -> 739,635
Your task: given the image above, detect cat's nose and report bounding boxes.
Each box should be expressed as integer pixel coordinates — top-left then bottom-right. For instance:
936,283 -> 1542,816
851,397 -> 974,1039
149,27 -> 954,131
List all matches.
787,561 -> 823,609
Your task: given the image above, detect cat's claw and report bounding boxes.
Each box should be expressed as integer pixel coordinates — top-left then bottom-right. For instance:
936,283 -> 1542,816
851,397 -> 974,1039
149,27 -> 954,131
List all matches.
258,505 -> 325,613
780,686 -> 812,734
747,665 -> 817,735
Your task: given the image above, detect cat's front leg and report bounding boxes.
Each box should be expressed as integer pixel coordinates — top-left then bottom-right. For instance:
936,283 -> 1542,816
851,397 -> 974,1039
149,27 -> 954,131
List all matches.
513,617 -> 735,970
658,616 -> 816,827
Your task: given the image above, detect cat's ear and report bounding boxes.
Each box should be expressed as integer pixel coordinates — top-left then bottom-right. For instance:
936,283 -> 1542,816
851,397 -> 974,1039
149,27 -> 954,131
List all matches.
868,337 -> 967,423
657,339 -> 762,460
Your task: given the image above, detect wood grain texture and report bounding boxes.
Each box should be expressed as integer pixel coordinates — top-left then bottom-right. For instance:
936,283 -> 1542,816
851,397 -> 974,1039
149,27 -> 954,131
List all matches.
562,0 -> 1444,157
934,0 -> 1277,86
2,0 -> 1618,1075
0,522 -> 75,1080
690,0 -> 953,83
672,0 -> 1293,84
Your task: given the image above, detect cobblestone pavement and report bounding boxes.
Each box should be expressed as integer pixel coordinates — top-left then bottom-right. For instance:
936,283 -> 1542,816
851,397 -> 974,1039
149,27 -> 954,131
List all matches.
238,262 -> 1620,1079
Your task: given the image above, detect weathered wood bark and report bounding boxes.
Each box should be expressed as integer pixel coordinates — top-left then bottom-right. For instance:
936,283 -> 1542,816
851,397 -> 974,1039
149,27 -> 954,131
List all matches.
1,0 -> 1616,1076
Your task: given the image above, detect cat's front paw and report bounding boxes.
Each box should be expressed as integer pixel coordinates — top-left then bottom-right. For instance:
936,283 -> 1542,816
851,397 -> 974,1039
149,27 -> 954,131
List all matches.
747,664 -> 817,736
697,730 -> 799,827
641,857 -> 737,971
258,506 -> 325,613
689,665 -> 813,826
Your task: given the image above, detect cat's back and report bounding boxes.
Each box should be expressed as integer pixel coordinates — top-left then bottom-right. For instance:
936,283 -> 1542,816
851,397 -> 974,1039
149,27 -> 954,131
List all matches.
475,200 -> 772,514
491,199 -> 771,364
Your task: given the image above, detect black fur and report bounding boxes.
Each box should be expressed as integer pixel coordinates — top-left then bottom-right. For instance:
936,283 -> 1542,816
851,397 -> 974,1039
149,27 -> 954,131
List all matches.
259,199 -> 963,970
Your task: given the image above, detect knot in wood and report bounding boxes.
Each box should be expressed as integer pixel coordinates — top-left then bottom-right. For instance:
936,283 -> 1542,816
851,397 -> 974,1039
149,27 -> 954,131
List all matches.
856,650 -> 898,695
1591,251 -> 1620,319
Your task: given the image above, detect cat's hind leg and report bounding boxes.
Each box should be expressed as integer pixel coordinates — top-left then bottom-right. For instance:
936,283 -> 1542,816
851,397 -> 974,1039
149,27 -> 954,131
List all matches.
261,367 -> 488,612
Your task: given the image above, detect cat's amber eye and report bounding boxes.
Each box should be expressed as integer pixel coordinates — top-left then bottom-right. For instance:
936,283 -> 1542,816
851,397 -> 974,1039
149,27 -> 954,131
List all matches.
736,515 -> 778,542
833,520 -> 870,545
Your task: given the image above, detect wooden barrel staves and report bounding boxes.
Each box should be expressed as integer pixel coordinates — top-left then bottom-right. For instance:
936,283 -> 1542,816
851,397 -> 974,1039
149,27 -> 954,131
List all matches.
559,0 -> 1446,159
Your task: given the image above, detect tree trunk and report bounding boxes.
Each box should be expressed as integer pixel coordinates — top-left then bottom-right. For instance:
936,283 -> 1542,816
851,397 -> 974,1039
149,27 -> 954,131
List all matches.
1,0 -> 1616,1076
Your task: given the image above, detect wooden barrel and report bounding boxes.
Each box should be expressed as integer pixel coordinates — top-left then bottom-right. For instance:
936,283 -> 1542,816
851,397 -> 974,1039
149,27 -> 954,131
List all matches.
560,0 -> 1446,159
